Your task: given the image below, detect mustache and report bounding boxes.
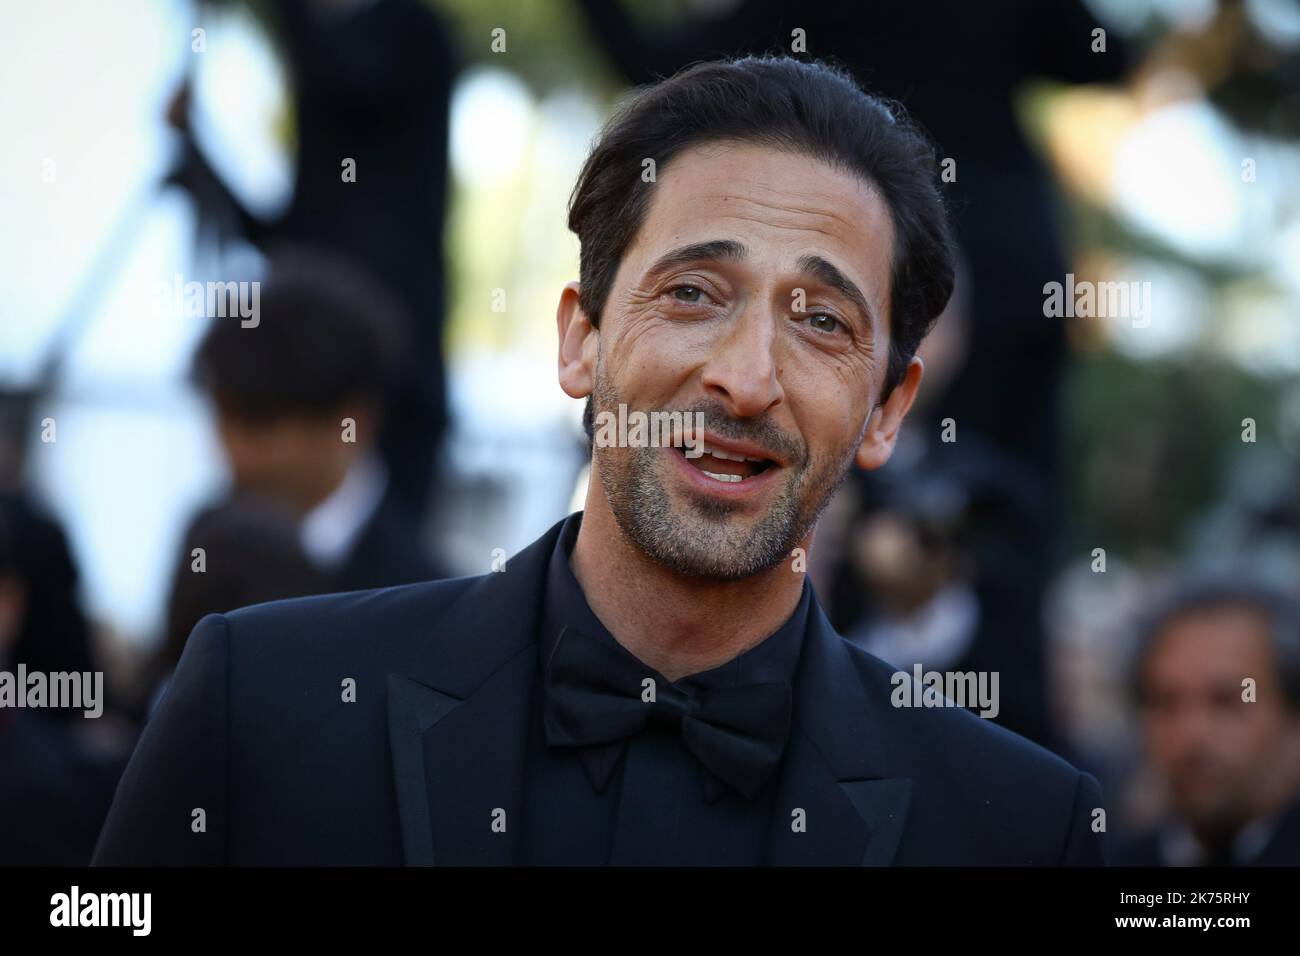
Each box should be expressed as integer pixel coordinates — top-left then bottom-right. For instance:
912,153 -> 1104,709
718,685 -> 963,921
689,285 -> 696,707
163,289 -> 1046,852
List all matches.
675,398 -> 806,466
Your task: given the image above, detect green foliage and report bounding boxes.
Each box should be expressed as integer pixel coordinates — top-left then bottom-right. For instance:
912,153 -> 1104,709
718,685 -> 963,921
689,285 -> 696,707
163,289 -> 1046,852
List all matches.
1062,350 -> 1283,558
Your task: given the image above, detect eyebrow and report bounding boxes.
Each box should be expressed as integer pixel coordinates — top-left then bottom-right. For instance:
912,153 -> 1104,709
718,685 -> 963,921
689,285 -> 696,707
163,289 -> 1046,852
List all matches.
795,253 -> 877,332
643,239 -> 877,331
643,239 -> 747,281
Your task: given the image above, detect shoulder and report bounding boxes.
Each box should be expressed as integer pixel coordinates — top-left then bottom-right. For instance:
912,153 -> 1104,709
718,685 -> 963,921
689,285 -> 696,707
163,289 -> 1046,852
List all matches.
167,573 -> 497,768
184,515 -> 570,688
841,639 -> 1080,780
207,572 -> 484,667
836,640 -> 1102,862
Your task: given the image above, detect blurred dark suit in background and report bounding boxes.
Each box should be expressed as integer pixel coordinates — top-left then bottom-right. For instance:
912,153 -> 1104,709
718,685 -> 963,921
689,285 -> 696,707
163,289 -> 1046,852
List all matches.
2,493 -> 99,713
0,496 -> 126,865
132,494 -> 331,718
171,0 -> 460,519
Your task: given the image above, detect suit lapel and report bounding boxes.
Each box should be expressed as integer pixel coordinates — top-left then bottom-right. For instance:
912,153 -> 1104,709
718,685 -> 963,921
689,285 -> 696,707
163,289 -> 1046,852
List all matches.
387,517 -> 912,866
387,674 -> 461,866
386,518 -> 565,865
767,600 -> 913,866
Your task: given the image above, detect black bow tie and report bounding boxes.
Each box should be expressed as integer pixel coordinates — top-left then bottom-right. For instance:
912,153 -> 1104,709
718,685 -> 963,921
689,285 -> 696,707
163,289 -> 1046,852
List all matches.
543,625 -> 793,802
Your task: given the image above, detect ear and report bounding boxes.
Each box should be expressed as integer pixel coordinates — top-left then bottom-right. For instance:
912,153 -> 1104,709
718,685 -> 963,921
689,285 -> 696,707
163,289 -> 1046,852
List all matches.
557,280 -> 598,400
855,355 -> 924,471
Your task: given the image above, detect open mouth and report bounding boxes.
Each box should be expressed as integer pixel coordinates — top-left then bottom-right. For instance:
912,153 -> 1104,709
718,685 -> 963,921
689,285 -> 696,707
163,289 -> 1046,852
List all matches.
675,443 -> 776,484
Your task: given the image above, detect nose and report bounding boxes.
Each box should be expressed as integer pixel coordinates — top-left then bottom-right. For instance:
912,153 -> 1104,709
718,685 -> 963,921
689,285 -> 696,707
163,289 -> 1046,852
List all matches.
699,307 -> 784,418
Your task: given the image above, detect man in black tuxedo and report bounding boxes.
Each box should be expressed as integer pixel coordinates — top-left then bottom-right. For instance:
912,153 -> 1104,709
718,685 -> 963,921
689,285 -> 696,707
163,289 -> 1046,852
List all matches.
94,55 -> 1104,866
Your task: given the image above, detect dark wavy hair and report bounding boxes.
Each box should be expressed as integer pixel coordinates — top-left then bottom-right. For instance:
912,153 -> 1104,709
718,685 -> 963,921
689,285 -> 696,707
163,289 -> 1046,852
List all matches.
1129,575 -> 1300,712
192,245 -> 408,422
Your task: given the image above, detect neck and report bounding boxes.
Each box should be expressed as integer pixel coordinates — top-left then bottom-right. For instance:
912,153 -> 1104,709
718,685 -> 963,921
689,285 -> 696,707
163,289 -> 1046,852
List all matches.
570,486 -> 809,683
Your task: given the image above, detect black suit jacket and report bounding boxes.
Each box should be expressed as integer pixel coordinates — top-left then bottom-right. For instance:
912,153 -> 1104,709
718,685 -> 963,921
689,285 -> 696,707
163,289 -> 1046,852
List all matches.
93,516 -> 1105,865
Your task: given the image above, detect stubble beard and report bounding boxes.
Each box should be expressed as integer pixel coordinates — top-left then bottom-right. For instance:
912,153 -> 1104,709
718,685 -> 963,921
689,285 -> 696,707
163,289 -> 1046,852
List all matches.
590,364 -> 860,581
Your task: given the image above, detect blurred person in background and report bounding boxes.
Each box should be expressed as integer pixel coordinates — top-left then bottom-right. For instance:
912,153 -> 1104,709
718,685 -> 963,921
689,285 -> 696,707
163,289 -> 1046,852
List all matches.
822,262 -> 1058,749
190,247 -> 443,596
0,497 -> 127,865
168,0 -> 460,519
0,397 -> 102,723
829,445 -> 1056,749
1118,578 -> 1300,866
130,494 -> 332,718
0,495 -> 100,722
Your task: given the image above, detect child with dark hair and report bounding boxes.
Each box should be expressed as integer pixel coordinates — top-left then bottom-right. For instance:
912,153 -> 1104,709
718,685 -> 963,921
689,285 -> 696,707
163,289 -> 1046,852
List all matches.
190,246 -> 442,596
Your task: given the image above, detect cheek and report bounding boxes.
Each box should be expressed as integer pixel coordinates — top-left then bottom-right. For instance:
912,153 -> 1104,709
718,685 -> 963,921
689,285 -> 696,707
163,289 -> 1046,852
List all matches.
248,427 -> 304,473
283,431 -> 325,468
609,321 -> 698,400
220,428 -> 260,470
1149,720 -> 1197,766
1236,709 -> 1284,754
782,353 -> 875,449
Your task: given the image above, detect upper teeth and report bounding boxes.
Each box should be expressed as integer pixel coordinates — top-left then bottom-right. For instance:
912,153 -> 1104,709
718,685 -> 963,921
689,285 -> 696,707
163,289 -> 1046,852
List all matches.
704,444 -> 763,462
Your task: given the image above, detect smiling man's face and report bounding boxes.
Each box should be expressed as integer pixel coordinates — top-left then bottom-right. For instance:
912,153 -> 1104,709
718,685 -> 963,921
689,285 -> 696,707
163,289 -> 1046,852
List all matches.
561,139 -> 921,580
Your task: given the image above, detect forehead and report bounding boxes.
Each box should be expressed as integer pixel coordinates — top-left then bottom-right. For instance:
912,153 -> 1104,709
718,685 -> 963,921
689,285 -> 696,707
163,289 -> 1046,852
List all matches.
627,140 -> 895,311
1147,606 -> 1276,681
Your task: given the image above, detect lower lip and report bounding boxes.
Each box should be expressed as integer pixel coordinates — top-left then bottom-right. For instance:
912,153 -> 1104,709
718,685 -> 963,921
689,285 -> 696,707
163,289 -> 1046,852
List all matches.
666,446 -> 784,501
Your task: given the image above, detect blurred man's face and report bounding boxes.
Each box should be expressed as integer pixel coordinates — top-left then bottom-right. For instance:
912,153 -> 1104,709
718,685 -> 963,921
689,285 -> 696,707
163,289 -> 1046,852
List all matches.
216,410 -> 357,514
566,140 -> 919,579
852,512 -> 955,615
1140,605 -> 1296,836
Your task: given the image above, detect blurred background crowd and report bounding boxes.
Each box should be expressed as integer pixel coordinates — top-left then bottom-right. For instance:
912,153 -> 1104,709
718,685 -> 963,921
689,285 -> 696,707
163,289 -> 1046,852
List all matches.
1,0 -> 1298,866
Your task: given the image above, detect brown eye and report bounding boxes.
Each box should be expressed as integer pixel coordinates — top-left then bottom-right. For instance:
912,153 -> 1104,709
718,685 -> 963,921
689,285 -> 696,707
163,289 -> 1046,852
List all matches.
671,285 -> 704,303
808,313 -> 841,333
